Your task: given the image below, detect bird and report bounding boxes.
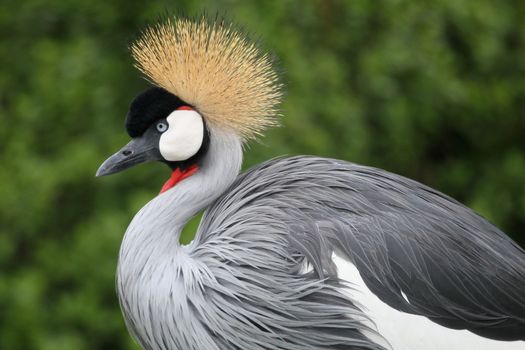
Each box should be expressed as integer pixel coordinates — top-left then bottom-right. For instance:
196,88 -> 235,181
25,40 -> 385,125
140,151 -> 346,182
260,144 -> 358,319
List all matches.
96,16 -> 525,350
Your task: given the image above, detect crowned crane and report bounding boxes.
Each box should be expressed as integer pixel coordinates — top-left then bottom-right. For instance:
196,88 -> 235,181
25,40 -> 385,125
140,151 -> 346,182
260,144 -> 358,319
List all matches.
96,17 -> 525,350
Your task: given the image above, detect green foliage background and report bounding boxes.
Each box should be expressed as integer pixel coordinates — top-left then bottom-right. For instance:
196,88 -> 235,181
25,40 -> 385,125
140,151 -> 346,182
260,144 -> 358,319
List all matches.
1,1 -> 524,349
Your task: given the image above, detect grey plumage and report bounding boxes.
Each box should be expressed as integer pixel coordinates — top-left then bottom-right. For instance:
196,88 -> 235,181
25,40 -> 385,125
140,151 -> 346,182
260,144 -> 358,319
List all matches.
117,130 -> 525,349
200,156 -> 525,341
117,130 -> 386,349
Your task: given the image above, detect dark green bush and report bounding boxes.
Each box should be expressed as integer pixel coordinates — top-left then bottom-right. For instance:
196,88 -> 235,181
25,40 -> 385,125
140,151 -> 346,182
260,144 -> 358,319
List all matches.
1,1 -> 524,349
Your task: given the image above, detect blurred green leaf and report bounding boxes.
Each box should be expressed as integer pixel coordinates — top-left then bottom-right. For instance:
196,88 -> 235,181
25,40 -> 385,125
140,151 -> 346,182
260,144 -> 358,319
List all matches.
1,1 -> 524,349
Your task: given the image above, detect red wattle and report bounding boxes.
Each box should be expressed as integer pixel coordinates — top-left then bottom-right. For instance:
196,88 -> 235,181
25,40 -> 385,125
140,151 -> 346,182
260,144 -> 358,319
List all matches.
159,165 -> 199,194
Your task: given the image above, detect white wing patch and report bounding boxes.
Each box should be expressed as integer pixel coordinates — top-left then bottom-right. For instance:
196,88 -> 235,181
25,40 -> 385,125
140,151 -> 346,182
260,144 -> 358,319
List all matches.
334,255 -> 523,350
400,290 -> 410,304
159,110 -> 204,161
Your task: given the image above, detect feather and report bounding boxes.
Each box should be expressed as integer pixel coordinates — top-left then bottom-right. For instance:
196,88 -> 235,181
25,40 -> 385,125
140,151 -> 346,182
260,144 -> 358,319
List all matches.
198,156 -> 525,341
131,17 -> 282,141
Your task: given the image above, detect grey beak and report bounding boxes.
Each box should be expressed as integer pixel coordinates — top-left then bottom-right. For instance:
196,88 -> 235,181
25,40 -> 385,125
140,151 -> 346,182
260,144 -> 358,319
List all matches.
96,137 -> 162,177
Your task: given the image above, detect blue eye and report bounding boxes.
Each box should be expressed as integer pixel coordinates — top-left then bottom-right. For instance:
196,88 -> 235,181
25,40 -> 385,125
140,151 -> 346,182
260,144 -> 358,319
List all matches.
156,122 -> 168,133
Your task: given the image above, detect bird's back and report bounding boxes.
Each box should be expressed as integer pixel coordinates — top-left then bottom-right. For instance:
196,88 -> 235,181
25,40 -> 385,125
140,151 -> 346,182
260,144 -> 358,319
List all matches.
194,156 -> 525,348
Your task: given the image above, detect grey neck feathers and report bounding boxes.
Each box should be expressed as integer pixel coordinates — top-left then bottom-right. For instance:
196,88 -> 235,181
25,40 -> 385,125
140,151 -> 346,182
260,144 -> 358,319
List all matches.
119,127 -> 243,262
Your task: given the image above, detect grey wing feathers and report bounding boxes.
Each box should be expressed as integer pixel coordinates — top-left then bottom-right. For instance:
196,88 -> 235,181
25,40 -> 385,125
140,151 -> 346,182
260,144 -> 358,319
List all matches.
196,156 -> 525,344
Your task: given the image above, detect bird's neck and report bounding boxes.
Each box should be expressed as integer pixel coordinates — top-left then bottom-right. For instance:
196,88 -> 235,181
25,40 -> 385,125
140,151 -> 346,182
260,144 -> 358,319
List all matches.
121,128 -> 243,257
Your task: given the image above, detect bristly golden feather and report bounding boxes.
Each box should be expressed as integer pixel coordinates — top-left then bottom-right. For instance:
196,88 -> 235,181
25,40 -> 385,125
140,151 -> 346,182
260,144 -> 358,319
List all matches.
131,17 -> 283,141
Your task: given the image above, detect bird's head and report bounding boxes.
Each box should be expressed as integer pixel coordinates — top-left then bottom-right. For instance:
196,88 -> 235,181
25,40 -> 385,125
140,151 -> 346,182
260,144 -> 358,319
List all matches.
96,87 -> 210,192
96,17 -> 282,193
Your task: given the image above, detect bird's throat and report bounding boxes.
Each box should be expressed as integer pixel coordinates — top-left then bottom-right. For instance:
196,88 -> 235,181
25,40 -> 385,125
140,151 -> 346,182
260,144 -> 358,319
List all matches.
159,165 -> 199,194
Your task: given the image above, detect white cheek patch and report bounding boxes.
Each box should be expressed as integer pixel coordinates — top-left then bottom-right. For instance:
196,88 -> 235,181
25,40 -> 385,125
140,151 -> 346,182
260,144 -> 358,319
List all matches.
159,110 -> 204,161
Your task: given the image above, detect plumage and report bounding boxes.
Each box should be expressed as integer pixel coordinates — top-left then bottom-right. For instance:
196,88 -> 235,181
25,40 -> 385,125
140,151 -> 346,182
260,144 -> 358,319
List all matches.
199,156 -> 525,341
96,16 -> 525,350
114,134 -> 525,349
116,131 -> 386,350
